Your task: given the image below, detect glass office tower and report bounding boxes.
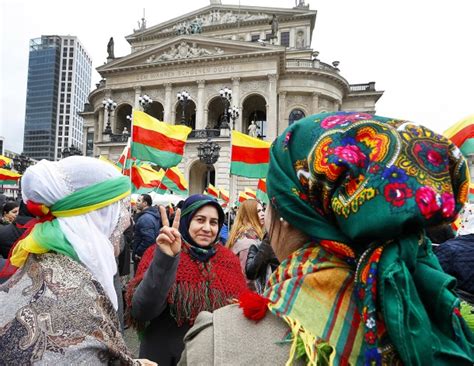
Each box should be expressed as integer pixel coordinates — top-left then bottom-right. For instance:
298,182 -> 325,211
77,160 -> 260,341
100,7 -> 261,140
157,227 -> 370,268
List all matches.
23,35 -> 92,160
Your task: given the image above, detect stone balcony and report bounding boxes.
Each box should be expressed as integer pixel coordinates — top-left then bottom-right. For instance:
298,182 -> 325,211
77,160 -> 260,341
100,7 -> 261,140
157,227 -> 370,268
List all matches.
285,59 -> 340,73
189,129 -> 221,139
349,82 -> 376,92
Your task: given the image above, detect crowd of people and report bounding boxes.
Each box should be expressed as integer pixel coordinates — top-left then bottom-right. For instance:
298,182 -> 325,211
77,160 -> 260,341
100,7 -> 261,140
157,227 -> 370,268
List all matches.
0,111 -> 473,365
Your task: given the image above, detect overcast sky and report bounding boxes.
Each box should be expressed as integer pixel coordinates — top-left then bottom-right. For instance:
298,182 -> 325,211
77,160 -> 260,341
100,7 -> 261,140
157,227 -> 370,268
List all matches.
1,0 -> 473,153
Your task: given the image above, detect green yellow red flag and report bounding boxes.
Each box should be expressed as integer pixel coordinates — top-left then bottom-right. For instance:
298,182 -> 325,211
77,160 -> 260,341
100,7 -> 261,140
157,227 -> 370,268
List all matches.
206,183 -> 220,198
443,114 -> 474,157
0,168 -> 21,185
230,130 -> 270,178
131,110 -> 191,168
0,155 -> 12,169
244,187 -> 257,199
162,167 -> 188,196
219,188 -> 230,203
256,178 -> 268,204
131,163 -> 167,193
117,139 -> 133,176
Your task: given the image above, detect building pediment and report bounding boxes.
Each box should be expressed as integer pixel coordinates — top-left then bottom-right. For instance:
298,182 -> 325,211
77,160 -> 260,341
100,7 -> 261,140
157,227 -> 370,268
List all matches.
97,35 -> 284,74
126,4 -> 316,43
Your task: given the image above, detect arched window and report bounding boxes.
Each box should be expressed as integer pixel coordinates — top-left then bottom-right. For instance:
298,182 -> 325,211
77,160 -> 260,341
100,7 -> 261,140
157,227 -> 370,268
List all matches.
288,109 -> 305,125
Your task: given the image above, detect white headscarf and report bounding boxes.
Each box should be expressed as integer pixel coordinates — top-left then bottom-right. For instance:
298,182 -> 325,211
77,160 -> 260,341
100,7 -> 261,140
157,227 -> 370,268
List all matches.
21,156 -> 125,310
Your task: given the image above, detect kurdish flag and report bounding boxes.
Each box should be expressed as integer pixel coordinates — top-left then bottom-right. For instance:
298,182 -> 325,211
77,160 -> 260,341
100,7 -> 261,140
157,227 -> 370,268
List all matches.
206,183 -> 220,198
132,110 -> 192,168
256,178 -> 269,204
237,191 -> 251,204
244,187 -> 257,199
444,114 -> 474,157
0,168 -> 21,185
0,155 -> 12,168
117,139 -> 133,176
231,131 -> 270,179
219,188 -> 230,203
131,163 -> 167,193
162,167 -> 188,195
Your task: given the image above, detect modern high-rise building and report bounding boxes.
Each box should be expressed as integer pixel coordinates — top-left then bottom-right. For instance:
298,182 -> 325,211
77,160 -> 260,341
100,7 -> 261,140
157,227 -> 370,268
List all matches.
23,35 -> 92,160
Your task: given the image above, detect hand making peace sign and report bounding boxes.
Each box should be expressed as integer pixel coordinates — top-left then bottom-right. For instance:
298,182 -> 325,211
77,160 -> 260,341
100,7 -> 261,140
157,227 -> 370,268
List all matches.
156,206 -> 181,257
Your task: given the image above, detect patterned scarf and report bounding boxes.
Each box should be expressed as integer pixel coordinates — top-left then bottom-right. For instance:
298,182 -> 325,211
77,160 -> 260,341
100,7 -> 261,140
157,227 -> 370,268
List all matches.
266,112 -> 474,365
265,242 -> 366,365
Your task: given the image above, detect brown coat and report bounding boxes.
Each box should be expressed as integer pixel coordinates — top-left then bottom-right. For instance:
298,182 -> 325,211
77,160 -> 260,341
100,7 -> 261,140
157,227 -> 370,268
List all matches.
178,304 -> 304,366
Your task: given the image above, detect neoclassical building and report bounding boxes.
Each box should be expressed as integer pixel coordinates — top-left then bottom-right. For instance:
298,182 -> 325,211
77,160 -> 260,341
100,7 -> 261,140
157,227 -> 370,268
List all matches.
81,0 -> 383,198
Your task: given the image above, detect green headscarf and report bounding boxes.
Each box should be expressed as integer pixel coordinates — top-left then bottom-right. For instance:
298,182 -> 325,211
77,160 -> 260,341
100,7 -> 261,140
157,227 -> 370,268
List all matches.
267,112 -> 473,364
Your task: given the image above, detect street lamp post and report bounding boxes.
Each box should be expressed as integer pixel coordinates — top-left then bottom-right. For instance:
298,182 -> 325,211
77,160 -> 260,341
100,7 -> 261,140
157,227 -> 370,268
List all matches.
228,106 -> 239,130
138,94 -> 153,112
177,91 -> 190,126
197,138 -> 221,187
12,154 -> 32,200
219,87 -> 232,130
61,145 -> 82,159
102,98 -> 117,135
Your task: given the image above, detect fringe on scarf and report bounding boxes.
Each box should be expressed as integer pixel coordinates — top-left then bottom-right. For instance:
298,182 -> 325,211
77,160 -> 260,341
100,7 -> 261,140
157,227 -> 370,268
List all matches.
282,316 -> 335,366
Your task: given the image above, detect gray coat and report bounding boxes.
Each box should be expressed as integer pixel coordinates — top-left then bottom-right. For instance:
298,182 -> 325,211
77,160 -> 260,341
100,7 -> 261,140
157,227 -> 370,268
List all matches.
178,304 -> 304,365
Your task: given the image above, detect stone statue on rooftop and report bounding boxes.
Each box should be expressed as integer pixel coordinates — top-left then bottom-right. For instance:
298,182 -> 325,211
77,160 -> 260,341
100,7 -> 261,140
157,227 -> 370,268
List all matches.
107,37 -> 115,59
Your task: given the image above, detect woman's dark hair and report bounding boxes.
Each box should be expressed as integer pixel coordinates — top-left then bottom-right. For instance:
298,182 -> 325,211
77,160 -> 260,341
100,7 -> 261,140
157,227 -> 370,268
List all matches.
2,201 -> 19,216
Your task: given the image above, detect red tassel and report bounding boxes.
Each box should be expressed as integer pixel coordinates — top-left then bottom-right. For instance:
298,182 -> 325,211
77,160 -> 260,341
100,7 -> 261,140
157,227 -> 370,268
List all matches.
238,291 -> 270,322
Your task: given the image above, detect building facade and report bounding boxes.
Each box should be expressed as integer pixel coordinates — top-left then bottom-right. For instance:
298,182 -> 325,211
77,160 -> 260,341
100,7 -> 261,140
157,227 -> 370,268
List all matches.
24,35 -> 92,161
82,1 -> 383,200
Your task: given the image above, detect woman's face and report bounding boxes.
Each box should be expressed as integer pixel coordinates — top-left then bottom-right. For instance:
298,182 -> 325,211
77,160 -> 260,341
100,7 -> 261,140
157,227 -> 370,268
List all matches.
4,207 -> 19,223
257,203 -> 265,226
188,205 -> 219,247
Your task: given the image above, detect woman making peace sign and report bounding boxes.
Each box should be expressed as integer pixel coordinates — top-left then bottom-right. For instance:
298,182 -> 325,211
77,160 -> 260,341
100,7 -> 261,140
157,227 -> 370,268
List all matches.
126,194 -> 246,365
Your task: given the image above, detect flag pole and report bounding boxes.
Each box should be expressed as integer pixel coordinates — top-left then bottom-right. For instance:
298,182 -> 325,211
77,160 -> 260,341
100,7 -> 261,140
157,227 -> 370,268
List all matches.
128,109 -> 135,214
228,130 -> 234,229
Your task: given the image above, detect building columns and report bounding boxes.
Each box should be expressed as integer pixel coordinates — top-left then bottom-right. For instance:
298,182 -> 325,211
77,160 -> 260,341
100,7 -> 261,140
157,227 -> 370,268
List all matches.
204,108 -> 209,128
267,74 -> 278,141
164,83 -> 173,123
196,80 -> 205,129
312,92 -> 320,114
278,91 -> 287,135
232,77 -> 241,131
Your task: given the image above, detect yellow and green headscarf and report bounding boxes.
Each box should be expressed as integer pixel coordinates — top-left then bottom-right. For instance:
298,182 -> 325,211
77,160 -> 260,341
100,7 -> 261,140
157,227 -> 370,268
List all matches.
11,175 -> 131,267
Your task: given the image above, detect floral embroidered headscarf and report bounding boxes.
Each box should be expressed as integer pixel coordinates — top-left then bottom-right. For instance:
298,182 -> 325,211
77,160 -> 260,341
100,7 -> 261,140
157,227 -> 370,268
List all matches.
267,112 -> 474,364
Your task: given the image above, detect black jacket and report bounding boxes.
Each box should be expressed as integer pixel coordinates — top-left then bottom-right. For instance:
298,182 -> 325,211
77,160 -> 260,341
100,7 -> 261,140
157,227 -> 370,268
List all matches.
131,247 -> 185,365
245,234 -> 279,294
0,214 -> 34,258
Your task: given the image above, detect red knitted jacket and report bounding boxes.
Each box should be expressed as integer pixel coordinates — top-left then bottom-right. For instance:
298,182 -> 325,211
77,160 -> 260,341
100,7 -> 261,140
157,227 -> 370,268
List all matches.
126,243 -> 247,326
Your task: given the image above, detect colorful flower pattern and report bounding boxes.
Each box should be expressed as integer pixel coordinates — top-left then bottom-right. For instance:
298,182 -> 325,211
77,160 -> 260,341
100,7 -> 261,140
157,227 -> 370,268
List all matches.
384,183 -> 413,207
320,112 -> 373,129
415,186 -> 440,219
